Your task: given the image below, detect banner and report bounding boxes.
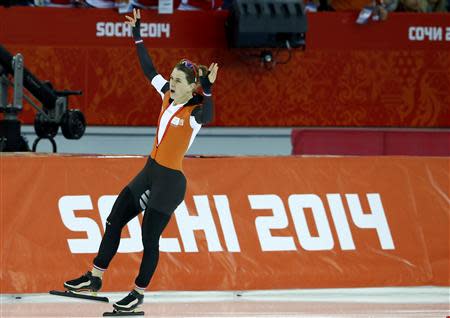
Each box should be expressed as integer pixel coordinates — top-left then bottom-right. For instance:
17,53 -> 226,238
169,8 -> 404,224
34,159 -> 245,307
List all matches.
1,154 -> 448,293
0,8 -> 449,127
2,9 -> 449,49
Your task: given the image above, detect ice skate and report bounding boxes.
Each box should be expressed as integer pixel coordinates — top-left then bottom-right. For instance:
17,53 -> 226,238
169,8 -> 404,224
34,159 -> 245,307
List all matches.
50,271 -> 109,302
103,290 -> 144,316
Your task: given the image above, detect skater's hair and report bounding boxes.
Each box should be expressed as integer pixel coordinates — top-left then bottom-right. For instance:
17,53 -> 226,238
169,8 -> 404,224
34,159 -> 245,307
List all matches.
175,59 -> 208,86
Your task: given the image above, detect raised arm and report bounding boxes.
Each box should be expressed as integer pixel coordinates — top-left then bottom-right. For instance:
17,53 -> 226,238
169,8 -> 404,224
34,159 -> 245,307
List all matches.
125,9 -> 168,93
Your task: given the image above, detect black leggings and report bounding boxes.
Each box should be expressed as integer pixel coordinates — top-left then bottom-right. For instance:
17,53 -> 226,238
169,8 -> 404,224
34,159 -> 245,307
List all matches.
93,158 -> 186,288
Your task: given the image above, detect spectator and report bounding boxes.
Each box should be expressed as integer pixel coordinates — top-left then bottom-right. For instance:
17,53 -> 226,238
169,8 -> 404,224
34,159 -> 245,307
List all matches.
37,0 -> 79,6
398,0 -> 427,11
178,0 -> 220,10
425,0 -> 447,11
31,0 -> 115,7
373,0 -> 398,20
132,0 -> 157,9
305,0 -> 335,11
1,0 -> 33,6
397,0 -> 446,10
84,0 -> 118,8
382,0 -> 399,11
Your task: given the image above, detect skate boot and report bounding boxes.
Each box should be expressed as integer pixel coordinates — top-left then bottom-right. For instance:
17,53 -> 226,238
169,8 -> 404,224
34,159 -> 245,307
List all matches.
50,271 -> 108,302
64,271 -> 102,293
112,290 -> 144,313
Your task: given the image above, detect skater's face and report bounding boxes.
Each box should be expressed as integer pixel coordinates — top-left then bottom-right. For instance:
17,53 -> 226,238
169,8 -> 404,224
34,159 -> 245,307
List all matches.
169,68 -> 196,102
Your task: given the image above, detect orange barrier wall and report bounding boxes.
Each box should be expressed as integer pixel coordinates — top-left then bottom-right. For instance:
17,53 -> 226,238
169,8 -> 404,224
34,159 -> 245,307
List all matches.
1,154 -> 448,293
1,8 -> 449,127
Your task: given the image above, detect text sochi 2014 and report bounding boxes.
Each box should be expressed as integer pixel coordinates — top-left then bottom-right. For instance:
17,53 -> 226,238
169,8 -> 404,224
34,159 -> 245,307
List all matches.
58,193 -> 395,254
96,22 -> 170,38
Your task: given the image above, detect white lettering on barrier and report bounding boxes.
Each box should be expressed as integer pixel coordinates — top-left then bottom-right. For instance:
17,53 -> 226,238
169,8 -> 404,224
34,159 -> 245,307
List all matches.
288,194 -> 334,251
58,193 -> 394,253
326,194 -> 356,250
408,26 -> 447,41
214,195 -> 241,252
174,196 -> 223,252
159,222 -> 183,252
346,193 -> 395,250
96,22 -> 170,38
96,22 -> 105,37
249,193 -> 393,252
248,194 -> 296,251
58,196 -> 102,253
161,24 -> 170,38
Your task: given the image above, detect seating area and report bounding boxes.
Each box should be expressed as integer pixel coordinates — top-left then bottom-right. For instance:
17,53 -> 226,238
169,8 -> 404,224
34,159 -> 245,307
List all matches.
2,0 -> 449,12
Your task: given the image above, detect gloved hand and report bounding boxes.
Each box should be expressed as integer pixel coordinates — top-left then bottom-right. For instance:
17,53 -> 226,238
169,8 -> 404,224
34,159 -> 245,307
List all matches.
199,63 -> 219,95
125,8 -> 142,40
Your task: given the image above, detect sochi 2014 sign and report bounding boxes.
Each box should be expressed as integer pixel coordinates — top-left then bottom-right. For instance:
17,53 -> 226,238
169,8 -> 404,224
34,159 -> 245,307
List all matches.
58,193 -> 394,254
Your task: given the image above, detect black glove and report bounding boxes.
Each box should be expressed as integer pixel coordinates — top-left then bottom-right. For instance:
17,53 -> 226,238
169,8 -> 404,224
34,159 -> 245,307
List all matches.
132,18 -> 142,41
199,68 -> 213,95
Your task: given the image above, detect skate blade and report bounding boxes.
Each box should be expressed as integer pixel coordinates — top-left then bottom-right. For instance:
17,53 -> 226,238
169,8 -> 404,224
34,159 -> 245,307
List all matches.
103,309 -> 144,316
49,290 -> 109,303
71,290 -> 97,297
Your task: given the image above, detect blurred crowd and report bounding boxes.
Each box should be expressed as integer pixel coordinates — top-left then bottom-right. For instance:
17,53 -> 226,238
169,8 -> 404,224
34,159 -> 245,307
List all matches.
1,0 -> 448,12
0,0 -> 225,10
309,0 -> 448,12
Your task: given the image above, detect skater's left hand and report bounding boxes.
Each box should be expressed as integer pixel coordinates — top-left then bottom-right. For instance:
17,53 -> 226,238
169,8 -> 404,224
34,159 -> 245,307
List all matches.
199,63 -> 219,94
125,8 -> 141,28
200,63 -> 219,84
125,9 -> 142,40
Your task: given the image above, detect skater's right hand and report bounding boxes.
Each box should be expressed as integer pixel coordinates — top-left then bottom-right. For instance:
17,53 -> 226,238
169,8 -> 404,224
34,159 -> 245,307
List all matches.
125,8 -> 141,39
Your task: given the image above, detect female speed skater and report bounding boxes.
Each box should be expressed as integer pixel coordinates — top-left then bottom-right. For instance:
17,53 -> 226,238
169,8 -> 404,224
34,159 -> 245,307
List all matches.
62,8 -> 219,314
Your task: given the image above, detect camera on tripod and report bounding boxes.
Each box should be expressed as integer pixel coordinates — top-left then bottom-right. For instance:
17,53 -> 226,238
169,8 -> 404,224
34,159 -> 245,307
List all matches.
0,45 -> 86,152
